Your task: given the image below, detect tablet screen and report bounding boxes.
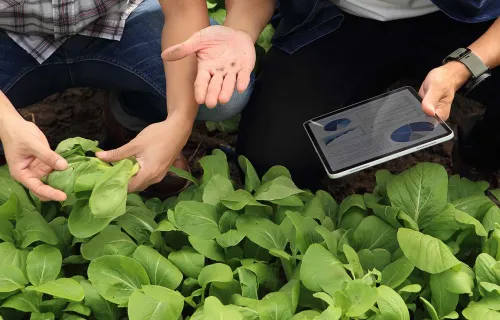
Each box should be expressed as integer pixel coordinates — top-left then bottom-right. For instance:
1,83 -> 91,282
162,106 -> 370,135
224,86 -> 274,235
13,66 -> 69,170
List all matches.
304,87 -> 453,175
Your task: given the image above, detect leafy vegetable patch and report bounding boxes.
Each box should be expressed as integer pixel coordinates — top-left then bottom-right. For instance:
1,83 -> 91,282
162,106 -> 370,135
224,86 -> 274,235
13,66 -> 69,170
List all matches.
0,137 -> 500,319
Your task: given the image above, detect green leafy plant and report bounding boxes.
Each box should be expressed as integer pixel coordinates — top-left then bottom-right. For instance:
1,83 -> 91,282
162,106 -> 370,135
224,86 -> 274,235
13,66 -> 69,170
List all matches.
1,137 -> 500,319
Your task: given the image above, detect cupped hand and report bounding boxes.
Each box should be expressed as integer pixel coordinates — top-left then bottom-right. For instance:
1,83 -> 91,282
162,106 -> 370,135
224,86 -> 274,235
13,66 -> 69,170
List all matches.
161,25 -> 256,108
419,62 -> 471,120
0,116 -> 68,201
96,116 -> 191,193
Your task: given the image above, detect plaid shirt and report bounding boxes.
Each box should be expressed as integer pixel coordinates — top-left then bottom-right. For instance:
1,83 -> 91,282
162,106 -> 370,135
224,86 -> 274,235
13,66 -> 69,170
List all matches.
0,0 -> 143,63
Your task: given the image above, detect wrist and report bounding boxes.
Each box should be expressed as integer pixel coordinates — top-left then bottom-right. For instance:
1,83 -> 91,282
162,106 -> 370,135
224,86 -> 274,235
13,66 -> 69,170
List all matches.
0,112 -> 24,139
442,61 -> 472,92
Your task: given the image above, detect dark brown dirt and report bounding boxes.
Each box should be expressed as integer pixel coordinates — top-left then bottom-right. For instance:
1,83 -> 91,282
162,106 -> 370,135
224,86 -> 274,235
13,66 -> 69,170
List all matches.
19,81 -> 498,202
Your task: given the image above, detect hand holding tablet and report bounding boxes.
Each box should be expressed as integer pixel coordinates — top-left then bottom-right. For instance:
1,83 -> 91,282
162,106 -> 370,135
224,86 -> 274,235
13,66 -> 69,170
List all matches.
304,87 -> 454,178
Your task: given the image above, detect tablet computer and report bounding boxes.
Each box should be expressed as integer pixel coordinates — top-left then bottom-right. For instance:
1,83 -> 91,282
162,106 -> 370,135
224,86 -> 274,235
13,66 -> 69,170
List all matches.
304,86 -> 454,179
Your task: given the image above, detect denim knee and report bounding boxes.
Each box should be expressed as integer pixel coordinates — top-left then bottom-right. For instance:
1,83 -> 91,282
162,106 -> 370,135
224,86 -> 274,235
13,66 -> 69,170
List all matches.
196,75 -> 255,122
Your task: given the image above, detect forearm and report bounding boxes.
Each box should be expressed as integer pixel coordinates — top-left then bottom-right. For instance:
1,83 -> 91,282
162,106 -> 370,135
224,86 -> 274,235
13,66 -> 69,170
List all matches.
0,91 -> 22,138
224,0 -> 276,42
160,0 -> 209,122
445,18 -> 500,90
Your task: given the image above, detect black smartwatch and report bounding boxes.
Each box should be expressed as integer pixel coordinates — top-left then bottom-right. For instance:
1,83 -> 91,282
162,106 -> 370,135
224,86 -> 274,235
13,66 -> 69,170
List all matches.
443,48 -> 491,96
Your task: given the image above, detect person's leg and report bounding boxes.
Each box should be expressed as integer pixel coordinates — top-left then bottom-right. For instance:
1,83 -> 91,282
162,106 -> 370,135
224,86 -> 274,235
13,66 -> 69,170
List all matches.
235,14 -> 406,189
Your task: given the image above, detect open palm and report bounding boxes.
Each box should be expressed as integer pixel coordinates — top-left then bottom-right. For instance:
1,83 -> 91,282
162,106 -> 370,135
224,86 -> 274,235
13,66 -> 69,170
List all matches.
162,25 -> 256,108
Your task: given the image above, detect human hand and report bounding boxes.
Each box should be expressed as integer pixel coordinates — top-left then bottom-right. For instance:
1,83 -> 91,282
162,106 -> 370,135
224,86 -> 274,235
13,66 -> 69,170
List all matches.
419,62 -> 471,120
161,25 -> 256,108
96,116 -> 192,192
0,115 -> 68,201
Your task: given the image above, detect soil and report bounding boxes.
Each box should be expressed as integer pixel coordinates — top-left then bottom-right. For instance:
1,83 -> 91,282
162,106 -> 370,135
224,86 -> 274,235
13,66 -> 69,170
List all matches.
19,80 -> 498,202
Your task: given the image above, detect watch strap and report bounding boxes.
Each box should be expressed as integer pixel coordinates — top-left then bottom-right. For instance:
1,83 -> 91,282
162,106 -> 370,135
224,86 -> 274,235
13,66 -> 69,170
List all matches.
443,48 -> 489,79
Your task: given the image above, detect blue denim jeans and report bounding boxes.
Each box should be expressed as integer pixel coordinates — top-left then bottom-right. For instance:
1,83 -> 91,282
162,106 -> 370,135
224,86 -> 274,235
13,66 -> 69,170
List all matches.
0,0 -> 254,134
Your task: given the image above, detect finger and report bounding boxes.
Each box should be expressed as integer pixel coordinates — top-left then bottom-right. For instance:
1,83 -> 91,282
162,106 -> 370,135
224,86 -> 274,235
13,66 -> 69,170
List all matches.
23,176 -> 67,202
31,141 -> 68,171
436,103 -> 451,121
421,87 -> 442,117
96,142 -> 136,162
194,70 -> 212,105
205,74 -> 224,108
161,32 -> 201,61
236,68 -> 252,93
128,168 -> 152,193
219,73 -> 237,105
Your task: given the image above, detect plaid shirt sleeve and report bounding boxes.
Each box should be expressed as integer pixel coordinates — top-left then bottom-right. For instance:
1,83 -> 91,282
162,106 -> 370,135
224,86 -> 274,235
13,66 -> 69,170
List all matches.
0,0 -> 143,63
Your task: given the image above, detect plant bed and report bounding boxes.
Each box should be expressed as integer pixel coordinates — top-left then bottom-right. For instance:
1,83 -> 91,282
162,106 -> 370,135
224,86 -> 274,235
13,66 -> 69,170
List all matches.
0,137 -> 500,319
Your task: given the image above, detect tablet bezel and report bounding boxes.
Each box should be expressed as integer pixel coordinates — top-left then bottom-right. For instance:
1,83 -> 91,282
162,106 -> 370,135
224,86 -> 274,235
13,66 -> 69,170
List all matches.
303,86 -> 454,177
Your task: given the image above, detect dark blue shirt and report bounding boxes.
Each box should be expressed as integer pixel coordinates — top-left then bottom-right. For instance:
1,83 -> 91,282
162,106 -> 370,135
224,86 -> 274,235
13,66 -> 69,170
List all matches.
272,0 -> 500,54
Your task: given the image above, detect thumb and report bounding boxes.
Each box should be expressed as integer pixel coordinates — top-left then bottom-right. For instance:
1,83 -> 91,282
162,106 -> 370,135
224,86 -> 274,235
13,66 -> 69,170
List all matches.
421,88 -> 441,117
161,32 -> 201,61
32,141 -> 68,171
96,143 -> 136,162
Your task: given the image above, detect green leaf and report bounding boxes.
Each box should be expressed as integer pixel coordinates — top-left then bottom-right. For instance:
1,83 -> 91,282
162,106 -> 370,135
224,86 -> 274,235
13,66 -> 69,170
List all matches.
199,154 -> 230,183
80,279 -> 120,320
397,228 -> 460,274
292,310 -> 322,319
204,296 -> 243,320
482,206 -> 500,232
285,211 -> 322,254
63,302 -> 91,316
448,175 -> 485,202
55,137 -> 99,156
0,194 -> 20,221
343,279 -> 378,317
0,242 -> 28,279
387,163 -> 448,229
219,211 -> 239,233
203,175 -> 234,206
261,166 -> 291,184
1,291 -> 41,312
189,236 -> 226,262
316,306 -> 341,320
128,285 -> 184,320
88,255 -> 150,304
258,292 -> 294,320
209,280 -> 241,305
26,278 -> 84,301
338,208 -> 367,231
430,272 -> 460,317
26,245 -> 62,286
0,218 -> 14,243
463,303 -> 500,320
370,204 -> 403,229
216,230 -> 246,248
300,244 -> 351,296
238,267 -> 259,299
316,190 -> 338,221
454,208 -> 488,237
174,201 -> 221,240
381,257 -> 414,289
377,285 -> 410,320
16,210 -> 58,248
116,207 -> 158,244
236,215 -> 287,250
254,176 -> 303,201
0,266 -> 28,292
338,194 -> 366,223
422,204 -> 461,241
354,216 -> 398,252
48,217 -> 72,253
89,159 -> 138,218
30,312 -> 55,320
169,166 -> 199,187
302,196 -> 326,221
238,156 -> 261,193
343,244 -> 364,279
452,196 -> 492,219
376,170 -> 394,198
132,245 -> 183,290
221,190 -> 265,211
198,263 -> 233,287
80,225 -> 137,260
168,247 -> 205,279
357,249 -> 392,272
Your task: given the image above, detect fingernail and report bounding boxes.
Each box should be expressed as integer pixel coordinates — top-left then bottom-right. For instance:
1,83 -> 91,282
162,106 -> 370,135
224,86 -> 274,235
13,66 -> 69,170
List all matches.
55,159 -> 68,170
